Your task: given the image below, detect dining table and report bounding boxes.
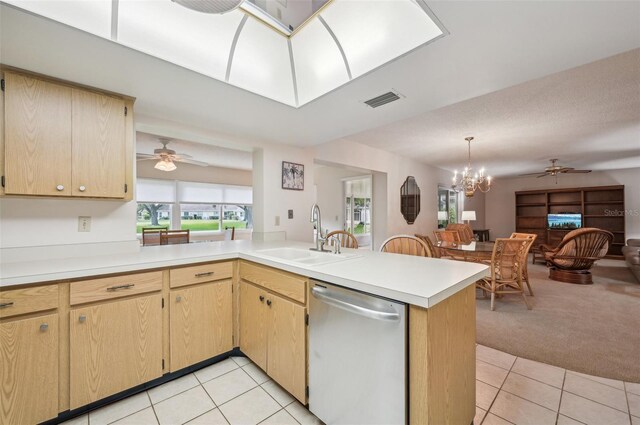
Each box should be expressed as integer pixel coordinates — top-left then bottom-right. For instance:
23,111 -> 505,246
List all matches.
437,240 -> 495,263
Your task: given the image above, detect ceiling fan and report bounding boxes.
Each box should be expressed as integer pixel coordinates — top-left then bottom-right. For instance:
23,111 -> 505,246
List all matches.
519,159 -> 591,183
136,138 -> 209,172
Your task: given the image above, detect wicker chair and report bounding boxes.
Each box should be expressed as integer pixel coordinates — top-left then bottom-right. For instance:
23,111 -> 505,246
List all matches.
446,223 -> 474,244
476,238 -> 534,311
380,235 -> 433,257
510,232 -> 538,295
326,230 -> 359,249
541,228 -> 613,284
433,230 -> 461,244
414,234 -> 440,258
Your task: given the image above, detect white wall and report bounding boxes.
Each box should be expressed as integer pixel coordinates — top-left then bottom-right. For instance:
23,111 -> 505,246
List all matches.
461,191 -> 486,230
137,161 -> 252,186
314,165 -> 365,231
485,167 -> 640,239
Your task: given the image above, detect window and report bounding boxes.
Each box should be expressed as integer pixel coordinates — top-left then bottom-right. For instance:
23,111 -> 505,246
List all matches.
136,203 -> 172,233
136,179 -> 252,234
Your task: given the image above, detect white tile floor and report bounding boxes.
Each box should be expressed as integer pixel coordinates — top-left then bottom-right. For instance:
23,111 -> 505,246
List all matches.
62,347 -> 640,425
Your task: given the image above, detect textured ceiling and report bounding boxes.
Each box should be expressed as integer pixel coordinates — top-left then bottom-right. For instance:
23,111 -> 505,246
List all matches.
2,1 -> 639,149
136,132 -> 253,170
344,49 -> 640,177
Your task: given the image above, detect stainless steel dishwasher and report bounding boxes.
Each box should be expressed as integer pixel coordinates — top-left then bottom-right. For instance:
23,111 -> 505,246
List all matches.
309,280 -> 407,425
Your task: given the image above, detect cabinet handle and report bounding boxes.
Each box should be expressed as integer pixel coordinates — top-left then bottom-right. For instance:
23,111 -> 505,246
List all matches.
266,299 -> 272,307
259,296 -> 265,302
40,323 -> 48,332
176,295 -> 182,302
195,272 -> 214,278
0,301 -> 14,308
56,185 -> 64,192
106,283 -> 135,291
79,315 -> 86,323
79,185 -> 86,192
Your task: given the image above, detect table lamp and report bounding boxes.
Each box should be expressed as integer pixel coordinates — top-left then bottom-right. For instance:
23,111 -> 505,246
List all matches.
461,210 -> 476,225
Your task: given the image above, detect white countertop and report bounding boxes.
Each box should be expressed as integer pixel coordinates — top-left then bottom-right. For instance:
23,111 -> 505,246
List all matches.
0,240 -> 489,308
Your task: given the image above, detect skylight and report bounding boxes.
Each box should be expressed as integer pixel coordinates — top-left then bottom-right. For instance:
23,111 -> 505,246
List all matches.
4,0 -> 446,108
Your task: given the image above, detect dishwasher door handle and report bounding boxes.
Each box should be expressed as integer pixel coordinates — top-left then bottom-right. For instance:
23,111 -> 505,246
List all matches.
311,286 -> 400,322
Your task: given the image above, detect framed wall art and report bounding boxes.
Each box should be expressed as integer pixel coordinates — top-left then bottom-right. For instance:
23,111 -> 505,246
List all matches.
282,161 -> 304,190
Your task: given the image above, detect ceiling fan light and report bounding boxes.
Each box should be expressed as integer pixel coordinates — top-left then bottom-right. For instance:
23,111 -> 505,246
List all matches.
155,159 -> 177,172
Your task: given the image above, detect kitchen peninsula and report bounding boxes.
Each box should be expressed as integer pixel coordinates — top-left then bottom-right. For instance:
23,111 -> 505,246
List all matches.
0,240 -> 487,425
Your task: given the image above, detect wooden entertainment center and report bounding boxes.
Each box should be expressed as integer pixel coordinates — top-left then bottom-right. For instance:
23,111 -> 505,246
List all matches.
515,185 -> 625,258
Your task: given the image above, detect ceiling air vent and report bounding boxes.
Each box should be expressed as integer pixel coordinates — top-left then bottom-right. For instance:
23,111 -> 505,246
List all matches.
363,91 -> 403,108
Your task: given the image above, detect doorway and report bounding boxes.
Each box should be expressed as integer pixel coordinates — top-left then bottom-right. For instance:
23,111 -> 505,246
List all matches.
438,187 -> 459,228
344,176 -> 373,250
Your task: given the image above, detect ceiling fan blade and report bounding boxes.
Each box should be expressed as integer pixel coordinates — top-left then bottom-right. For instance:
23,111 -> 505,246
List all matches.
563,169 -> 592,173
536,173 -> 549,178
176,158 -> 209,167
174,152 -> 193,159
136,157 -> 159,162
518,172 -> 548,176
136,153 -> 156,159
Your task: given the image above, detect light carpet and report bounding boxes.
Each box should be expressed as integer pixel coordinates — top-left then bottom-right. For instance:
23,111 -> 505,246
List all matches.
476,258 -> 640,383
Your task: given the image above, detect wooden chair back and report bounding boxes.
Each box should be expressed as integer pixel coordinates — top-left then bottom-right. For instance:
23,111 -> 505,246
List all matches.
447,223 -> 474,244
414,234 -> 440,258
141,227 -> 166,246
161,229 -> 190,245
224,227 -> 236,241
380,235 -> 432,257
489,238 -> 534,282
549,228 -> 613,270
326,230 -> 359,249
433,230 -> 461,244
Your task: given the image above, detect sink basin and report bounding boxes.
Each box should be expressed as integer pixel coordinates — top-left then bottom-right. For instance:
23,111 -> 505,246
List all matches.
253,247 -> 360,266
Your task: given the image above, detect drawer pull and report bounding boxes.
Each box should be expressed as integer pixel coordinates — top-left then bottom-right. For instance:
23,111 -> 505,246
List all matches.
195,272 -> 214,278
106,283 -> 135,291
266,299 -> 272,307
176,295 -> 182,302
259,295 -> 265,302
0,301 -> 14,308
79,315 -> 86,323
40,323 -> 48,332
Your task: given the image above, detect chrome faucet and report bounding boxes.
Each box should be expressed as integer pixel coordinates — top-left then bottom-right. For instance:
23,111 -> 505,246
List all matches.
310,203 -> 330,252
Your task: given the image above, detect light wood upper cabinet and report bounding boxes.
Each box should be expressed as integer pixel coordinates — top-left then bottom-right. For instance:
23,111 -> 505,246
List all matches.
1,69 -> 133,199
170,280 -> 233,372
71,89 -> 125,198
4,72 -> 72,196
240,281 -> 268,371
0,313 -> 59,425
267,294 -> 306,403
69,294 -> 163,409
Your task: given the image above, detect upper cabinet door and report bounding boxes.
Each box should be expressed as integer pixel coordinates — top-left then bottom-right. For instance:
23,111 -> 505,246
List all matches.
4,72 -> 72,196
72,89 -> 126,198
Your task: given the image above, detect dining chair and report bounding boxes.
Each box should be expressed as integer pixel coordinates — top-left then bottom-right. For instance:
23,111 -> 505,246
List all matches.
433,230 -> 461,244
380,235 -> 433,257
446,223 -> 474,244
326,230 -> 359,249
414,234 -> 440,258
141,227 -> 166,246
476,238 -> 534,311
510,232 -> 538,295
161,229 -> 190,245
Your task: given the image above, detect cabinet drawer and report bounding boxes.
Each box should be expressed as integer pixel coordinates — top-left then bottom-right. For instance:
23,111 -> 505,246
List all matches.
70,271 -> 162,305
0,284 -> 59,318
239,261 -> 306,304
170,262 -> 233,288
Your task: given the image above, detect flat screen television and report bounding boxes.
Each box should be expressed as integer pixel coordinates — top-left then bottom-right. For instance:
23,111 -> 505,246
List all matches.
547,213 -> 582,230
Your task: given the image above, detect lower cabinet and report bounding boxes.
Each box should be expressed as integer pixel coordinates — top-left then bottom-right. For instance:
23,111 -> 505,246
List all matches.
170,280 -> 233,372
69,294 -> 163,408
0,313 -> 59,425
239,281 -> 307,402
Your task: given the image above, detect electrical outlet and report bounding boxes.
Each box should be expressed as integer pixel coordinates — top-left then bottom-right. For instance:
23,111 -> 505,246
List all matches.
288,209 -> 294,219
78,216 -> 91,232
275,216 -> 280,226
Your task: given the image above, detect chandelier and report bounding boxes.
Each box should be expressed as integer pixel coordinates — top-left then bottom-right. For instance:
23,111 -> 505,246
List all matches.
452,137 -> 492,197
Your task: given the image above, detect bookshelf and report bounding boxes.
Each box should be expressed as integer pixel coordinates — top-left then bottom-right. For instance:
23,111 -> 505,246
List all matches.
515,185 -> 625,258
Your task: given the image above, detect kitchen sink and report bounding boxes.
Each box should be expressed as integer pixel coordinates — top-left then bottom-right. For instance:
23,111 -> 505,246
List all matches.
253,247 -> 360,266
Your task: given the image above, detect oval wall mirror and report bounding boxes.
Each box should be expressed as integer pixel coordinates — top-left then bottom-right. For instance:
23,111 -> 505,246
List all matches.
400,176 -> 420,224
